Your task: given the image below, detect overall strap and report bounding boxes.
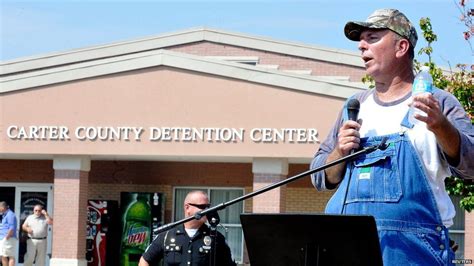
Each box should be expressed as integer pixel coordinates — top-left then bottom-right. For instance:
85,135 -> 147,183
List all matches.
401,109 -> 414,129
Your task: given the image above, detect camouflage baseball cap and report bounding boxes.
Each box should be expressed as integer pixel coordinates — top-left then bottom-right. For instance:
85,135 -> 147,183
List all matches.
344,9 -> 418,48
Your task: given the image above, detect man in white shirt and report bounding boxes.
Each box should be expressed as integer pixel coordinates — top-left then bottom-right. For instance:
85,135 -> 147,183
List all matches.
22,204 -> 53,266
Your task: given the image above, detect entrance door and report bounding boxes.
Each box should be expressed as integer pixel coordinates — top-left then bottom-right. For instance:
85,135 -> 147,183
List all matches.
12,184 -> 53,266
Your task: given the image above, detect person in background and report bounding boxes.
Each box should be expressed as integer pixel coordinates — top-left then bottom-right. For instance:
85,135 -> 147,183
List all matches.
22,204 -> 53,266
138,190 -> 236,266
0,201 -> 18,266
310,8 -> 474,266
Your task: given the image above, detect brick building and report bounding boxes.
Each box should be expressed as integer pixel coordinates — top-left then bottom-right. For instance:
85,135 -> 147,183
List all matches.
0,28 -> 471,265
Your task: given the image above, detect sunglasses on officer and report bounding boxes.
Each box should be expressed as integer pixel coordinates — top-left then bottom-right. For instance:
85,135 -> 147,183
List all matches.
187,203 -> 211,210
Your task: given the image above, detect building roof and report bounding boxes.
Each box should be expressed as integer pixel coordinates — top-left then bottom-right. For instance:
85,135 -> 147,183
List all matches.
0,27 -> 366,98
1,27 -> 364,75
1,48 -> 366,98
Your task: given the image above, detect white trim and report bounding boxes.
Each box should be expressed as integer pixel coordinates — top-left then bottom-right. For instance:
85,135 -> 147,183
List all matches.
0,27 -> 363,75
49,259 -> 87,266
283,69 -> 313,75
53,156 -> 91,171
0,153 -> 313,164
0,49 -> 367,99
204,56 -> 259,64
0,182 -> 53,188
252,158 -> 289,175
255,64 -> 279,69
221,223 -> 243,227
315,75 -> 350,81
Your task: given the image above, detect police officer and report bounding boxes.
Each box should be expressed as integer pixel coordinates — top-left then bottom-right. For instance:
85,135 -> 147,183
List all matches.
138,190 -> 236,266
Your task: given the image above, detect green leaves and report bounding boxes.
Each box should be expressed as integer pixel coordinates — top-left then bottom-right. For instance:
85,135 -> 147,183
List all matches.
445,176 -> 474,212
447,64 -> 474,123
419,17 -> 438,44
361,74 -> 375,89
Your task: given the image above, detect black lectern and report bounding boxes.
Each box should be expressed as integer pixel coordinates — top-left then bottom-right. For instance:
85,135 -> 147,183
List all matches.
240,213 -> 383,266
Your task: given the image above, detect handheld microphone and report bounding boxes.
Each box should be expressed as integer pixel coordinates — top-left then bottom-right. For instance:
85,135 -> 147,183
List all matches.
347,98 -> 360,121
347,99 -> 360,154
341,98 -> 361,215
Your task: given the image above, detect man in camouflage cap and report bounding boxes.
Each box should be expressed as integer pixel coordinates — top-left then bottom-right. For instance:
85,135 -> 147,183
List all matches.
344,8 -> 418,49
310,8 -> 473,266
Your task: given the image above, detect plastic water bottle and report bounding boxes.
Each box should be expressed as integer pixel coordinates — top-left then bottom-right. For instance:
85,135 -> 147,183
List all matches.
409,66 -> 433,125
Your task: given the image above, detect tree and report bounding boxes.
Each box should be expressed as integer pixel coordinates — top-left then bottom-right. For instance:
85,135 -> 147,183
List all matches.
456,0 -> 473,53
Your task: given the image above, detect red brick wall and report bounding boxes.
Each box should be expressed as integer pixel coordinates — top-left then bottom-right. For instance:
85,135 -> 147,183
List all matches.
89,161 -> 252,186
88,161 -> 313,187
0,159 -> 333,219
0,160 -> 53,182
168,42 -> 366,82
286,187 -> 333,213
287,163 -> 315,188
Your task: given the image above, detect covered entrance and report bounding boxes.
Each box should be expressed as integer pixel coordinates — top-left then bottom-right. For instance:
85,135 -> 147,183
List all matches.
0,183 -> 53,266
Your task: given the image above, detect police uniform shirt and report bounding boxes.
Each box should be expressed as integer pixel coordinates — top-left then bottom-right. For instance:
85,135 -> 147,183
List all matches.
142,224 -> 235,266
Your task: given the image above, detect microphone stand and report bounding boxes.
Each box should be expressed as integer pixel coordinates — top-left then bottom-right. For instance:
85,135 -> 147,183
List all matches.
206,211 -> 220,266
154,138 -> 388,266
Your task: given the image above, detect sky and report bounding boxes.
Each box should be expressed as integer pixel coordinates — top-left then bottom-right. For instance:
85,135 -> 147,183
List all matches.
1,0 -> 472,68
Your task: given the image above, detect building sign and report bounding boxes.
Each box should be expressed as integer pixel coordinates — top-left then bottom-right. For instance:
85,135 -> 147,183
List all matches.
6,125 -> 320,143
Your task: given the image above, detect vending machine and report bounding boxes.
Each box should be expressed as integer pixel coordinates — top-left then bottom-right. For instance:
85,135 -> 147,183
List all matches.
119,192 -> 165,266
86,200 -> 120,266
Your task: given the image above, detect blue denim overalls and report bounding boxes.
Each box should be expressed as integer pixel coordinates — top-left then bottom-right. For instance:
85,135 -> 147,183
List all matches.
325,113 -> 455,265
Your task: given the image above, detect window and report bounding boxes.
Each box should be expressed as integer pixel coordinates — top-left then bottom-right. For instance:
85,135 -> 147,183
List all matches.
450,195 -> 465,259
174,187 -> 244,263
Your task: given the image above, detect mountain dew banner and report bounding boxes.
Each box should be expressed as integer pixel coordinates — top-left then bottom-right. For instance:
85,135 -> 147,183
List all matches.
120,192 -> 164,266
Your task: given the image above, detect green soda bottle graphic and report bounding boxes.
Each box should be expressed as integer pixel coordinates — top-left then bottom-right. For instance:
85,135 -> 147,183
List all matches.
120,194 -> 151,266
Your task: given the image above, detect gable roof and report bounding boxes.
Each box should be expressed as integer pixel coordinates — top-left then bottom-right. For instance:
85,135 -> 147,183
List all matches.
0,27 -> 364,76
0,49 -> 366,99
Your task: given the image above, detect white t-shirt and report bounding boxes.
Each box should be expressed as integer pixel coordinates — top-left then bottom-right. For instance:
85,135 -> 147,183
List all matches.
359,93 -> 455,227
185,228 -> 198,238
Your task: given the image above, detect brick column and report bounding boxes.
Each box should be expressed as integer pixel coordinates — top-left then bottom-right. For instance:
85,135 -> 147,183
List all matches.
50,156 -> 90,266
465,211 -> 474,262
252,158 -> 288,213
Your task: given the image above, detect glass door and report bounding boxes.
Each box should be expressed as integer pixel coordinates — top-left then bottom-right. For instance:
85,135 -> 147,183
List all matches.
14,184 -> 53,266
